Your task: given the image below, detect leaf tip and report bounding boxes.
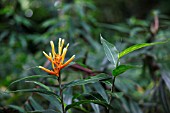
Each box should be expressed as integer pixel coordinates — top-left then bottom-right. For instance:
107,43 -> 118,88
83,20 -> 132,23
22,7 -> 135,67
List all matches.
100,34 -> 104,42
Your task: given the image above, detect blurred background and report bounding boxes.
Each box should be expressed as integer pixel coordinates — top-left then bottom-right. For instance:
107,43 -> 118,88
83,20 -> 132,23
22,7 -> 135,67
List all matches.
0,0 -> 170,113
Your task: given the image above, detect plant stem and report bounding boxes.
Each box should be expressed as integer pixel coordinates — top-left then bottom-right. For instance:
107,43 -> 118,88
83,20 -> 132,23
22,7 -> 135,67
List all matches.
58,73 -> 65,113
108,59 -> 119,112
111,76 -> 116,93
109,76 -> 116,104
107,76 -> 116,113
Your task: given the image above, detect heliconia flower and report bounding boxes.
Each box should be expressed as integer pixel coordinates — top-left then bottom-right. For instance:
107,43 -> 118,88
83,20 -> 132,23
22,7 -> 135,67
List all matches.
39,38 -> 75,76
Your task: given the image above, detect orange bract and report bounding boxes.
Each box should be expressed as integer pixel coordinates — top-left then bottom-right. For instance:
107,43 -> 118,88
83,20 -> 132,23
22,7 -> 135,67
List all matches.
39,38 -> 75,76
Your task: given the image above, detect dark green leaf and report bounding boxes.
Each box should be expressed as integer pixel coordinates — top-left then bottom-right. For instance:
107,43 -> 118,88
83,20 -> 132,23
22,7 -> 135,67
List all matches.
24,102 -> 33,111
115,76 -> 138,93
29,97 -> 44,110
0,31 -> 8,41
6,89 -> 60,101
27,109 -> 58,113
81,32 -> 100,51
25,81 -> 51,91
107,91 -> 124,99
8,75 -> 56,89
162,70 -> 170,91
159,80 -> 170,113
63,74 -> 111,89
112,65 -> 140,77
129,100 -> 142,113
65,100 -> 113,111
38,93 -> 62,113
119,41 -> 166,58
8,105 -> 25,113
41,18 -> 57,28
74,92 -> 106,101
18,35 -> 27,48
93,82 -> 109,103
98,23 -> 130,33
42,109 -> 58,113
69,106 -> 89,113
100,35 -> 119,67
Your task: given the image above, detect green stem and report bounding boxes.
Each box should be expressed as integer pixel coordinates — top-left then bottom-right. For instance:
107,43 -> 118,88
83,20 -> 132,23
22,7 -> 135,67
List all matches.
108,59 -> 119,112
58,73 -> 65,113
111,76 -> 116,94
109,76 -> 116,104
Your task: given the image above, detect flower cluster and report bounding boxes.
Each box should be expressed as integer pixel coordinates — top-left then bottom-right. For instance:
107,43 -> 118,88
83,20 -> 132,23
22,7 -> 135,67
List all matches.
39,38 -> 75,76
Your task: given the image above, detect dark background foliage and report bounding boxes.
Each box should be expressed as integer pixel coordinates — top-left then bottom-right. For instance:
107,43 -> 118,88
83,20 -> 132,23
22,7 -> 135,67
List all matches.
0,0 -> 170,113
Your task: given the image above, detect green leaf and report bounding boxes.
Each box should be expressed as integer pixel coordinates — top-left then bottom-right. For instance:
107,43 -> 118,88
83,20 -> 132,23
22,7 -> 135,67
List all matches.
115,76 -> 138,94
0,31 -> 8,41
159,80 -> 170,113
41,18 -> 57,28
93,82 -> 109,103
65,100 -> 113,111
98,23 -> 130,33
24,102 -> 32,111
41,109 -> 58,113
74,92 -> 106,101
63,74 -> 111,89
107,91 -> 124,99
38,93 -> 62,113
8,105 -> 25,113
29,97 -> 44,111
25,81 -> 51,91
81,32 -> 100,51
119,41 -> 166,58
129,100 -> 142,113
112,65 -> 139,77
71,106 -> 89,113
91,103 -> 100,113
100,35 -> 119,67
162,70 -> 170,91
6,89 -> 60,101
8,75 -> 56,89
27,109 -> 58,113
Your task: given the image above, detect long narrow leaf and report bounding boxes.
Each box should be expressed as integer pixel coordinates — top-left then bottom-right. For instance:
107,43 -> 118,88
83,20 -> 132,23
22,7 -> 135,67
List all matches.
27,109 -> 58,113
38,93 -> 62,113
129,100 -> 143,113
107,91 -> 124,99
8,75 -> 56,89
91,103 -> 100,113
6,89 -> 60,101
63,74 -> 111,89
93,82 -> 109,103
65,100 -> 113,111
162,70 -> 170,91
8,105 -> 26,113
119,41 -> 166,58
29,97 -> 44,111
25,81 -> 51,91
73,92 -> 106,102
159,80 -> 170,113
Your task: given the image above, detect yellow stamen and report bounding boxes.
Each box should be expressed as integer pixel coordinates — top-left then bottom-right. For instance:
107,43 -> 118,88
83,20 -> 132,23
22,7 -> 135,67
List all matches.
61,55 -> 75,69
38,66 -> 56,75
61,43 -> 69,63
60,39 -> 65,54
61,48 -> 67,63
49,52 -> 55,69
50,41 -> 56,58
58,38 -> 61,55
43,51 -> 52,61
66,43 -> 69,49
